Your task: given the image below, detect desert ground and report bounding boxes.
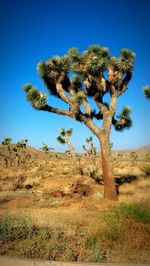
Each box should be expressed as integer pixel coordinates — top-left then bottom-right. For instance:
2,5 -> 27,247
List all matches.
0,145 -> 150,263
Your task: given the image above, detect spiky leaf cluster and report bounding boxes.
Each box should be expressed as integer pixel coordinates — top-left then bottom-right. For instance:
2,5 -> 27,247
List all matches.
16,139 -> 28,149
41,144 -> 54,153
86,136 -> 93,143
66,128 -> 73,136
111,49 -> 135,72
115,106 -> 132,131
23,84 -> 47,109
1,138 -> 12,145
71,76 -> 82,91
37,61 -> 47,78
56,136 -> 66,144
38,56 -> 70,82
74,91 -> 86,104
144,86 -> 150,100
60,128 -> 73,136
68,48 -> 80,60
69,44 -> 110,77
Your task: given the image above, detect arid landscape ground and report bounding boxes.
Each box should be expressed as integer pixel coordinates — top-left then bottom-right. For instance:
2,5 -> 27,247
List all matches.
0,145 -> 150,263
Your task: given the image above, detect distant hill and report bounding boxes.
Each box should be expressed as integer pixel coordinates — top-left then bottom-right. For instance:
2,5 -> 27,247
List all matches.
0,144 -> 150,161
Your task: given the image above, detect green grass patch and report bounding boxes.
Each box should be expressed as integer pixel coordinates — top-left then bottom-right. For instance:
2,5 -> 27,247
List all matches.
116,201 -> 150,224
0,214 -> 34,242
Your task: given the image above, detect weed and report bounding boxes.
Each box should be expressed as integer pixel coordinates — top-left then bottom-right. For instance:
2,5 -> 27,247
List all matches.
0,214 -> 34,242
117,202 -> 150,224
66,248 -> 76,261
86,235 -> 106,262
142,164 -> 150,175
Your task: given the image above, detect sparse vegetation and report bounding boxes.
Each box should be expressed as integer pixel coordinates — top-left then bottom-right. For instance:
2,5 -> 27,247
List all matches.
0,141 -> 150,263
0,201 -> 150,262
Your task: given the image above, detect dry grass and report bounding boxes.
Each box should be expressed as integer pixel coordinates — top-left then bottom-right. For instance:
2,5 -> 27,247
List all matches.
0,145 -> 150,262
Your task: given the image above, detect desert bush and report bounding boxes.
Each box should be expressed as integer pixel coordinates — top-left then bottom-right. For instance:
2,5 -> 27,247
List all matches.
142,164 -> 150,175
117,202 -> 150,224
86,235 -> 106,262
0,214 -> 34,242
130,151 -> 138,165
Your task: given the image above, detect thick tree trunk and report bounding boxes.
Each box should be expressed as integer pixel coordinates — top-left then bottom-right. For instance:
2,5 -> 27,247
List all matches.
99,132 -> 118,201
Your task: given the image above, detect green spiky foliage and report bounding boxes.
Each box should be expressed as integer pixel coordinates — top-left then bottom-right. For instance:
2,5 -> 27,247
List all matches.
144,86 -> 150,100
56,136 -> 66,144
23,84 -> 47,109
16,139 -> 28,149
71,76 -> 82,92
23,45 -> 135,130
1,138 -> 12,146
41,144 -> 54,153
60,128 -> 73,136
114,106 -> 132,131
57,128 -> 73,144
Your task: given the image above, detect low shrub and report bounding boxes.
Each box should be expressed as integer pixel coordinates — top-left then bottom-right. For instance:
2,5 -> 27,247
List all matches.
0,214 -> 34,242
117,201 -> 150,224
142,164 -> 150,175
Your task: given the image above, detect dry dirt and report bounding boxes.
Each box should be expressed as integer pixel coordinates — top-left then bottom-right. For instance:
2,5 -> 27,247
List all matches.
0,146 -> 150,263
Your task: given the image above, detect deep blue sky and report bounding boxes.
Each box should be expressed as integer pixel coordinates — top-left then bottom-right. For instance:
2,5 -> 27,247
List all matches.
0,0 -> 150,152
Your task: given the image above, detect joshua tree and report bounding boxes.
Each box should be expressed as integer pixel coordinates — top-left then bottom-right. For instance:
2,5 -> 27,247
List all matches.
41,144 -> 55,164
23,44 -> 135,200
82,136 -> 96,156
130,151 -> 138,165
57,128 -> 75,156
1,138 -> 12,166
143,86 -> 150,100
13,139 -> 28,166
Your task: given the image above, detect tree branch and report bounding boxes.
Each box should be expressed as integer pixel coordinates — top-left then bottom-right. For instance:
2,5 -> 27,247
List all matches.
39,104 -> 75,118
117,72 -> 132,97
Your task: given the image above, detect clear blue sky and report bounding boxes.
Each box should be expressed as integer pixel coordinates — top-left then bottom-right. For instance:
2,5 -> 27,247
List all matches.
0,0 -> 150,152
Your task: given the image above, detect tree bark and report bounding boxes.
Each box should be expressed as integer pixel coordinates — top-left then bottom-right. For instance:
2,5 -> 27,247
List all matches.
65,134 -> 75,157
99,131 -> 118,200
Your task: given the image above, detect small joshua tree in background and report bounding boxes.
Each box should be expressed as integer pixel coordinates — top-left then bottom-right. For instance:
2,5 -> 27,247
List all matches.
114,152 -> 123,166
142,153 -> 150,175
41,144 -> 55,164
13,139 -> 29,166
57,128 -> 75,157
82,136 -> 96,164
82,136 -> 96,157
82,136 -> 98,180
1,138 -> 12,167
130,151 -> 138,166
143,86 -> 150,100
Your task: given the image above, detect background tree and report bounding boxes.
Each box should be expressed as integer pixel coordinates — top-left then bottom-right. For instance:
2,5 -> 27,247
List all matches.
23,44 -> 135,200
82,136 -> 96,156
130,151 -> 138,166
40,144 -> 55,164
56,128 -> 75,157
143,86 -> 150,100
1,138 -> 12,166
13,139 -> 28,166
